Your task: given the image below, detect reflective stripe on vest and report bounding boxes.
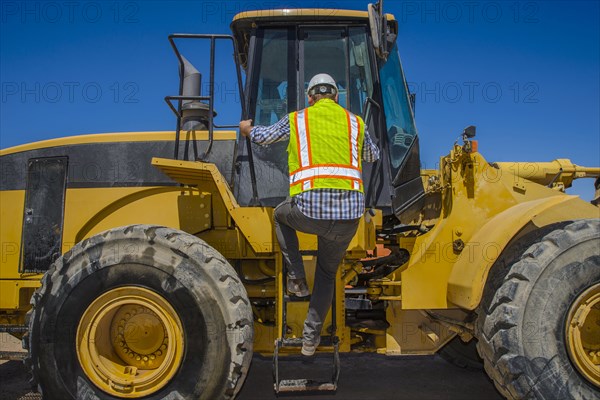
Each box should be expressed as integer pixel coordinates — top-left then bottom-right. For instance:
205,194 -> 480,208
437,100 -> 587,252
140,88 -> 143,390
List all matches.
295,109 -> 313,191
347,111 -> 361,190
290,165 -> 362,185
288,99 -> 364,195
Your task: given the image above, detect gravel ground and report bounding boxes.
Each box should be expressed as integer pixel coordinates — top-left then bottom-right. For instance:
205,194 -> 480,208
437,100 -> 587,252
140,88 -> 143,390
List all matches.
1,333 -> 502,400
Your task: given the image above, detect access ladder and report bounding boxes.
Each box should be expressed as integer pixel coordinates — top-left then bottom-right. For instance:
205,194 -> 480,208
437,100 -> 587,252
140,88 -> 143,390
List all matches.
272,263 -> 341,393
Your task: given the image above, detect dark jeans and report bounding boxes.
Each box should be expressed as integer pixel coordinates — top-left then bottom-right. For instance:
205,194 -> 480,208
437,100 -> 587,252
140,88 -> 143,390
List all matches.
274,198 -> 360,342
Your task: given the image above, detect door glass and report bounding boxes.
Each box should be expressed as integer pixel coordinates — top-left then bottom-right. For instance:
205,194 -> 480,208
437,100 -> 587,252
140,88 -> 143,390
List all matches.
302,28 -> 348,109
254,29 -> 291,126
349,27 -> 374,116
379,44 -> 418,174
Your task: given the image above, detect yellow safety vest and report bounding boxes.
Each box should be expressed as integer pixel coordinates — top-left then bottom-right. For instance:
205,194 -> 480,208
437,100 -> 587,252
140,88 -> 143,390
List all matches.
288,99 -> 365,196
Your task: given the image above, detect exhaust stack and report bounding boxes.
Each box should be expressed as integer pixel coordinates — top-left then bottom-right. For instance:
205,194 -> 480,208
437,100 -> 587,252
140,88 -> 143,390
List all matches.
180,56 -> 214,131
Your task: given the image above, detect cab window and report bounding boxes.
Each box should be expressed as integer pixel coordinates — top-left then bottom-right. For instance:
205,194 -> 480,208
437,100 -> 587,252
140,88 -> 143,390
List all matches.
379,44 -> 417,173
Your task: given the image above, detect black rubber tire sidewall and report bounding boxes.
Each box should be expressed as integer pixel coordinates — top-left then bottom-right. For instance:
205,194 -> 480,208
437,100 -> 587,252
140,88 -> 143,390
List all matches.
29,225 -> 252,400
520,246 -> 599,399
477,219 -> 600,400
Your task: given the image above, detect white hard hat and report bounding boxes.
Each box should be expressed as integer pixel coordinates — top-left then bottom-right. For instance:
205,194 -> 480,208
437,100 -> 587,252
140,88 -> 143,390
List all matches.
307,73 -> 338,96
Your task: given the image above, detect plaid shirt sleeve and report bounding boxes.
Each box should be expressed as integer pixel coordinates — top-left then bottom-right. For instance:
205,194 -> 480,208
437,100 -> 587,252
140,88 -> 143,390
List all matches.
250,115 -> 290,145
362,129 -> 380,162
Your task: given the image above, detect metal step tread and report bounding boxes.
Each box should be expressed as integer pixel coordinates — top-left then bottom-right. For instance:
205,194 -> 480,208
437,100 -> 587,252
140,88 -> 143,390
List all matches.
0,350 -> 27,360
283,294 -> 311,302
281,337 -> 303,346
277,379 -> 337,393
279,336 -> 338,348
0,324 -> 28,333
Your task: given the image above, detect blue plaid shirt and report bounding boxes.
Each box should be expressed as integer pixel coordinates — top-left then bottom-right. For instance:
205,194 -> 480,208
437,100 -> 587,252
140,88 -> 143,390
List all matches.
250,113 -> 380,220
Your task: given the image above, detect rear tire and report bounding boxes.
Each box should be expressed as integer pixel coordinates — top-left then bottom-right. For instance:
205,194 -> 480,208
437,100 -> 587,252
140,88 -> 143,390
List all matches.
28,225 -> 253,399
476,219 -> 600,399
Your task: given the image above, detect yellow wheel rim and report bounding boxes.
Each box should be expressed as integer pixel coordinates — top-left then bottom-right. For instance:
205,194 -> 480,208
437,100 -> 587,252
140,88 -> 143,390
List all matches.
76,287 -> 185,397
565,283 -> 600,388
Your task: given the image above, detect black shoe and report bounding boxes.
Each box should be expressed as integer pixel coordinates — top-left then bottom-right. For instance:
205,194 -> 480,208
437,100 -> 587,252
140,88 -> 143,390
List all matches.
287,277 -> 309,297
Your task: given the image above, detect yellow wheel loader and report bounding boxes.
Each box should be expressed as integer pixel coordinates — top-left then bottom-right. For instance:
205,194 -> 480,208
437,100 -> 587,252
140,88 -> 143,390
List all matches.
1,2 -> 599,399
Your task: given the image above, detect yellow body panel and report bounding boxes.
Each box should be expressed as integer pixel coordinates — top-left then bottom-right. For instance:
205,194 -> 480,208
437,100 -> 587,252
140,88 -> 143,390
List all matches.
0,131 -> 236,157
383,310 -> 461,355
0,191 -> 26,279
0,186 -> 202,311
63,187 -> 191,246
0,279 -> 40,311
447,195 -> 598,309
400,149 -> 599,310
152,157 -> 274,254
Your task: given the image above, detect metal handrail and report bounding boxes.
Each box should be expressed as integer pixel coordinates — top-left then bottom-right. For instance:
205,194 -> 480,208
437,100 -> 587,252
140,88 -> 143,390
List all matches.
166,34 -> 259,204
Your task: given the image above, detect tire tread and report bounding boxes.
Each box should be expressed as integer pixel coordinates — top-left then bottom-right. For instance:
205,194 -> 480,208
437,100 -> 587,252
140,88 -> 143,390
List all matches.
476,219 -> 600,400
27,225 -> 253,400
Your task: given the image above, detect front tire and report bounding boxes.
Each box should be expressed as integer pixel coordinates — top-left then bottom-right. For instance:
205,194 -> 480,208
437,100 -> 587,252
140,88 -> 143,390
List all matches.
28,225 -> 253,399
477,219 -> 600,399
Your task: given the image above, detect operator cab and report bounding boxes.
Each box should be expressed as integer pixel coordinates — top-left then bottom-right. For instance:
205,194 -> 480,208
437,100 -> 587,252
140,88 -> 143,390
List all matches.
231,8 -> 422,219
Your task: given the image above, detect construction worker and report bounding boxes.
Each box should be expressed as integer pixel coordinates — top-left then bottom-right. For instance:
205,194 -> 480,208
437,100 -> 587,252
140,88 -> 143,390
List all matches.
240,73 -> 380,356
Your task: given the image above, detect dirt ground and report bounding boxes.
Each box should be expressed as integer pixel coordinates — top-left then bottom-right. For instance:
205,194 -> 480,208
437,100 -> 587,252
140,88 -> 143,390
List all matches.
0,334 -> 36,400
0,333 -> 502,400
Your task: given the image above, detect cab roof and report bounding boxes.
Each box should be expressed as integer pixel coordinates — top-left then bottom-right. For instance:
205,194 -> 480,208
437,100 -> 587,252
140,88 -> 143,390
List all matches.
230,8 -> 396,69
232,9 -> 396,24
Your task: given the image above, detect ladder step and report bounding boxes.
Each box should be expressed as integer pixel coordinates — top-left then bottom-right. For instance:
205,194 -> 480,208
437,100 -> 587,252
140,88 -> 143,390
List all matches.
278,336 -> 337,349
277,379 -> 337,393
281,337 -> 303,347
0,351 -> 27,361
274,337 -> 341,394
283,294 -> 311,302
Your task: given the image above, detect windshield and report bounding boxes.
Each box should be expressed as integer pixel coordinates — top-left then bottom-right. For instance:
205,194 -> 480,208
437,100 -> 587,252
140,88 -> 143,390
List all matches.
251,26 -> 374,125
301,27 -> 374,116
379,44 -> 417,175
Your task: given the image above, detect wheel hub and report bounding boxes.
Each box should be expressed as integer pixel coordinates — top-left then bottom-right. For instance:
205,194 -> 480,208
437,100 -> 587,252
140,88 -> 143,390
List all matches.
565,283 -> 600,388
76,287 -> 184,397
112,305 -> 169,369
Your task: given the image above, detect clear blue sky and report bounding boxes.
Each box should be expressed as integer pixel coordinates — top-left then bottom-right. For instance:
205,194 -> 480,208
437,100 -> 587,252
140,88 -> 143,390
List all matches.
1,1 -> 599,200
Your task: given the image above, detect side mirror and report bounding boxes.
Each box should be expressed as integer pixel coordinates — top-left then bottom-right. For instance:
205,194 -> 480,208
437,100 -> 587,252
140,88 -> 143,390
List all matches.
463,125 -> 476,139
368,1 -> 389,60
